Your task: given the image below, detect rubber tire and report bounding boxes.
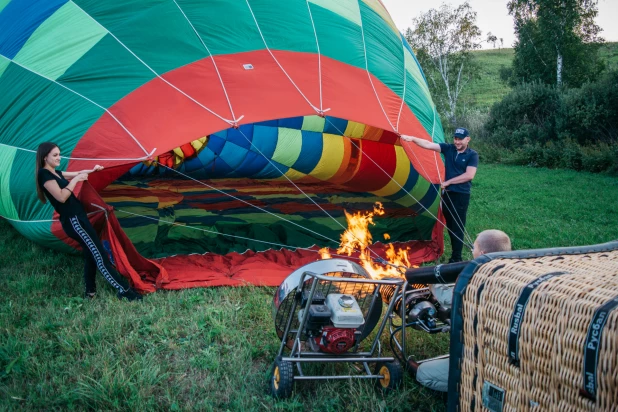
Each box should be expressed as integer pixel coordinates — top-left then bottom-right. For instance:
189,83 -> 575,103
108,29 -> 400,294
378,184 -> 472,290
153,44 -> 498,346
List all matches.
270,357 -> 294,399
375,361 -> 403,394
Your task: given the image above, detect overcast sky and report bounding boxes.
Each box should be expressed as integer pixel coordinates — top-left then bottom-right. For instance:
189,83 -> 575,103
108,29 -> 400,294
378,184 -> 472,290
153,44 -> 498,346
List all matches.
382,0 -> 618,49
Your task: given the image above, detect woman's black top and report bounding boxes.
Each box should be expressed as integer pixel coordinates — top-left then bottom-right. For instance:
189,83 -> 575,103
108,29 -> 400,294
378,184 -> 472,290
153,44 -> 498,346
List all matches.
38,168 -> 85,219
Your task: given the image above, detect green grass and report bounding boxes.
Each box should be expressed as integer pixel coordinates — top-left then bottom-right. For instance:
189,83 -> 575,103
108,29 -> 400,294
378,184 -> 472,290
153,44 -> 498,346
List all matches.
460,42 -> 618,110
455,164 -> 618,261
1,164 -> 617,411
461,48 -> 515,109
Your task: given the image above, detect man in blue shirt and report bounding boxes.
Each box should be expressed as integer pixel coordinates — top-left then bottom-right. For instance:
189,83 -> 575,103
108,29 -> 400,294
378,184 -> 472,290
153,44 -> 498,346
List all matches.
401,128 -> 479,262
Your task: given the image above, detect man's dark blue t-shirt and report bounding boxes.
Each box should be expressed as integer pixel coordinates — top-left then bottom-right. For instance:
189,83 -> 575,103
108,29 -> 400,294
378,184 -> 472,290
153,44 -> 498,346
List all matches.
438,143 -> 479,194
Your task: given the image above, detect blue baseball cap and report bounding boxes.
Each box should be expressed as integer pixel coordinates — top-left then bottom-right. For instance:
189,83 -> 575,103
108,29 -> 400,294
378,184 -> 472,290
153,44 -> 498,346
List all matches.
454,127 -> 469,139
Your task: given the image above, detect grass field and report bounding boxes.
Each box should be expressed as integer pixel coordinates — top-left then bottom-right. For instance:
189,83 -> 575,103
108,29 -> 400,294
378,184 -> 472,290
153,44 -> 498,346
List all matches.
461,48 -> 514,109
1,164 -> 617,411
461,42 -> 618,110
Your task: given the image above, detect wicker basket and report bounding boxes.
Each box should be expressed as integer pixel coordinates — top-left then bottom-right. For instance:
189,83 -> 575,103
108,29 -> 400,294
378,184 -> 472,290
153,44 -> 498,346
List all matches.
448,242 -> 618,411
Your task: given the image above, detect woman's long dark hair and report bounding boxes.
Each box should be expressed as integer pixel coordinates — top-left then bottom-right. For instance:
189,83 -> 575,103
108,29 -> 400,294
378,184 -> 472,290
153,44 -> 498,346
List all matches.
36,142 -> 59,204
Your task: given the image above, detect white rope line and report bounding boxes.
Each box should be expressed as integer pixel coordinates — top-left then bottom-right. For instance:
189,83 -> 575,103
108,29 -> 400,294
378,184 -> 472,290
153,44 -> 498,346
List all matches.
114,207 -> 366,262
0,207 -> 360,263
154,159 -> 381,260
234,126 -> 383,260
429,107 -> 474,246
404,139 -> 473,247
355,0 -> 397,133
116,207 -> 308,250
1,209 -> 104,223
153,161 -> 341,247
172,0 -> 239,123
0,143 -> 156,162
71,1 -> 237,126
431,108 -> 443,183
2,216 -> 57,223
323,116 -> 471,248
244,0 -> 326,116
0,55 -> 151,157
396,36 -> 408,132
426,107 -> 476,245
441,189 -> 475,246
397,109 -> 473,246
305,0 -> 324,112
433,150 -> 443,182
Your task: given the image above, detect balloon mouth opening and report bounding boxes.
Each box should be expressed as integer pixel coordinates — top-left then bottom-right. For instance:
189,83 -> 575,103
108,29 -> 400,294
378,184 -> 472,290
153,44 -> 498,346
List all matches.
98,117 -> 438,259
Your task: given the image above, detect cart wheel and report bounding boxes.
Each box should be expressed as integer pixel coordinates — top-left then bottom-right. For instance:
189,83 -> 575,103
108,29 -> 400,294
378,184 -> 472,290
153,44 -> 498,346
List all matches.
270,357 -> 294,399
375,361 -> 403,394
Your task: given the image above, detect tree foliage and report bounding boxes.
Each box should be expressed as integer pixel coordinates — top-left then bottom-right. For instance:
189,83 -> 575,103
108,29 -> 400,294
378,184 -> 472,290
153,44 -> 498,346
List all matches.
405,2 -> 481,125
487,32 -> 498,48
481,70 -> 618,173
507,0 -> 604,87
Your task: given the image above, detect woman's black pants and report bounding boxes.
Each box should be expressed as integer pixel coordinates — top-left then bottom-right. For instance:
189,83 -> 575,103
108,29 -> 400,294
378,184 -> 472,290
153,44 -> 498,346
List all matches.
60,214 -> 129,294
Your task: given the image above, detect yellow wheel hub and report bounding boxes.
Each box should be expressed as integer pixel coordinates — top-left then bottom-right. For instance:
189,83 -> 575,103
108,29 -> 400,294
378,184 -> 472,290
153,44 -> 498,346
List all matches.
379,366 -> 391,387
273,366 -> 280,390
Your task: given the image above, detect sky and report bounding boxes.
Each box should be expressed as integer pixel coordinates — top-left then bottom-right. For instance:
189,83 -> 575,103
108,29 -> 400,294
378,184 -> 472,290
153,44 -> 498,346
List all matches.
381,0 -> 618,49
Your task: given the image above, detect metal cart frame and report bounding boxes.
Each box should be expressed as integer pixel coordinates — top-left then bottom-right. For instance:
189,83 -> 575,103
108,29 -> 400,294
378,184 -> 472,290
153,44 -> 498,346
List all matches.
271,266 -> 405,396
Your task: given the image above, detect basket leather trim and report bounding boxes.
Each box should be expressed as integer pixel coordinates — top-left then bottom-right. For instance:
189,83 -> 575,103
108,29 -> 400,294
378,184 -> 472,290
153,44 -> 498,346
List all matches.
581,294 -> 618,400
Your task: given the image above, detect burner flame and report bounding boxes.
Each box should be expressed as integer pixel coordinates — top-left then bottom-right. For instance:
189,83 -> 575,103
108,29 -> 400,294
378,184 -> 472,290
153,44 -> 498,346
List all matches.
320,202 -> 416,279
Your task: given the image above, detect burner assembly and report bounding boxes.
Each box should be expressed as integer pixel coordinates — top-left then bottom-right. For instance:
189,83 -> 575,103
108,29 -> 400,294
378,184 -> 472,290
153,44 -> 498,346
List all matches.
270,259 -> 404,398
268,259 -> 468,398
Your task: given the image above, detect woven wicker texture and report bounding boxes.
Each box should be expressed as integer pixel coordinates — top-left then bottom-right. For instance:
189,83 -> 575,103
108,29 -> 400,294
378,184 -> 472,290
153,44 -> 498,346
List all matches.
458,250 -> 618,411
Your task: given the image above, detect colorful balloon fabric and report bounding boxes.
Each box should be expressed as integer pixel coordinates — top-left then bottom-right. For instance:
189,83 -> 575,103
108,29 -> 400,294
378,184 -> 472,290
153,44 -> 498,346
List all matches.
0,0 -> 446,289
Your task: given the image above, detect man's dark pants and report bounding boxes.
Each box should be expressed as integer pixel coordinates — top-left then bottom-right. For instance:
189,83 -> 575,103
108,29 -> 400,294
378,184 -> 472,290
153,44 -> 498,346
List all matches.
442,191 -> 470,262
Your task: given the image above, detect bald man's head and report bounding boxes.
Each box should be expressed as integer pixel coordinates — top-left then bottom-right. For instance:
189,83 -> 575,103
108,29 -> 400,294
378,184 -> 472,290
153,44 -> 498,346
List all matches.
472,230 -> 512,258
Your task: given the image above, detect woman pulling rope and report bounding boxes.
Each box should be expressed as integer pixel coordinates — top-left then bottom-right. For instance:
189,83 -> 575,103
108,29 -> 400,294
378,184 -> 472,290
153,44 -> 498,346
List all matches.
35,142 -> 142,301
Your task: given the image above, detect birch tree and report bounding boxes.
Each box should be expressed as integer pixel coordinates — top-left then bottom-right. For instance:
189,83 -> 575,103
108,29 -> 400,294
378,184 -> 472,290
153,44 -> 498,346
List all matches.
487,32 -> 498,48
507,0 -> 603,87
405,3 -> 481,125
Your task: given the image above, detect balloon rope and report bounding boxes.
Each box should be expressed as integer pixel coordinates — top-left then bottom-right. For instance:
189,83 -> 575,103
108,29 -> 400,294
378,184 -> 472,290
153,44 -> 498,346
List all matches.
305,0 -> 324,113
0,54 -> 151,157
153,161 -> 341,247
429,108 -> 474,247
356,0 -> 397,133
431,108 -> 443,183
1,209 -> 104,223
405,139 -> 475,248
233,127 -> 384,261
72,2 -> 238,126
396,35 -> 408,132
0,143 -> 157,162
322,117 -> 473,250
113,208 -> 364,262
172,0 -> 239,123
244,0 -> 328,116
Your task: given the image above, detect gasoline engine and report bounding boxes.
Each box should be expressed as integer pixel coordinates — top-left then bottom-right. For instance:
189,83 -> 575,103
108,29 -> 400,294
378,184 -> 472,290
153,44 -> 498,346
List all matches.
297,290 -> 365,354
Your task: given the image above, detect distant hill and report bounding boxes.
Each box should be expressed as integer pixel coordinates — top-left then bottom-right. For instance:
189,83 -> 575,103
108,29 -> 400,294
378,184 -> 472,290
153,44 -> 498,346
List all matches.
460,48 -> 514,109
459,42 -> 618,110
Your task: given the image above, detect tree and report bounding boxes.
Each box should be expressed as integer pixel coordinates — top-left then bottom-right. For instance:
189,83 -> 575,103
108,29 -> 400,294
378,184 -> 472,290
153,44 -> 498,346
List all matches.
487,32 -> 498,48
500,38 -> 504,49
507,0 -> 604,87
405,2 -> 482,125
